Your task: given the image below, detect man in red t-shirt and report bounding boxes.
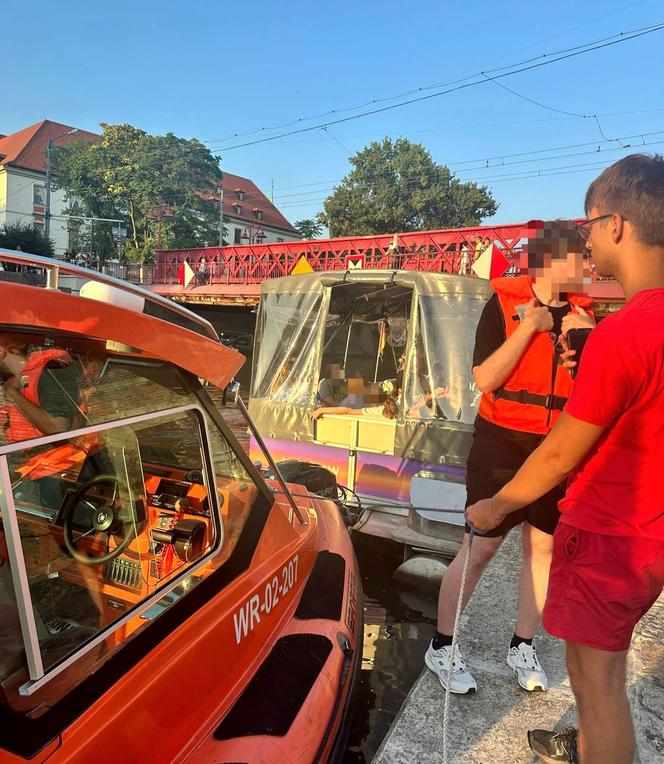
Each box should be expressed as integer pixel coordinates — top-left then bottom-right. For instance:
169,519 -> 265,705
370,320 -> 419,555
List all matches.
467,154 -> 664,764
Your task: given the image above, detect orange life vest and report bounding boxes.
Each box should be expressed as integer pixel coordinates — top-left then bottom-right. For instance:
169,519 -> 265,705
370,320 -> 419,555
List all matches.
478,275 -> 594,435
4,347 -> 72,442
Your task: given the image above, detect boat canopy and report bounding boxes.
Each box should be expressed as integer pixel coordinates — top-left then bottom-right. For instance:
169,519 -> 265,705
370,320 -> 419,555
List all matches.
250,271 -> 492,444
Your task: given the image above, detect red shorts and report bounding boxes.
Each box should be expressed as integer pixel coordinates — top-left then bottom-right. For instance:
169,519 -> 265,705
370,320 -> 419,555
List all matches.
543,522 -> 664,652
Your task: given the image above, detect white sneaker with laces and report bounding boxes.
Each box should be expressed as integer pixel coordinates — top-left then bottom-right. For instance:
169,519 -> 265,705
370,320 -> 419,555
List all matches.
425,641 -> 477,694
507,642 -> 548,691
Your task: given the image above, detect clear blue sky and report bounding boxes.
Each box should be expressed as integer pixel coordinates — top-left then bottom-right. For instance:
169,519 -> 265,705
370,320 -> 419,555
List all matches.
3,0 -> 663,229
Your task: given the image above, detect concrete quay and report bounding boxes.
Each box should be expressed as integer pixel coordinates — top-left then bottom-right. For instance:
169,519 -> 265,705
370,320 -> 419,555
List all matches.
373,532 -> 664,763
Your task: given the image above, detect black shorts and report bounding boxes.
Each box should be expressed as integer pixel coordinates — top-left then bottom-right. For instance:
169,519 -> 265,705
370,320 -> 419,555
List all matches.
464,417 -> 564,538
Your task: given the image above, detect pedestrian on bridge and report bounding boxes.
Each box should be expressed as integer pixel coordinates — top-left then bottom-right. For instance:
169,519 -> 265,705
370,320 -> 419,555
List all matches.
197,257 -> 208,285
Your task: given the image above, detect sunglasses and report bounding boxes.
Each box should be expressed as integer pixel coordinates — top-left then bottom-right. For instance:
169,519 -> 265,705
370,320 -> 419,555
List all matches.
574,214 -> 614,242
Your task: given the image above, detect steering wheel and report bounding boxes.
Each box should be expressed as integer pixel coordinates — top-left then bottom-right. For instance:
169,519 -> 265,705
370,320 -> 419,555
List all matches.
62,473 -> 137,565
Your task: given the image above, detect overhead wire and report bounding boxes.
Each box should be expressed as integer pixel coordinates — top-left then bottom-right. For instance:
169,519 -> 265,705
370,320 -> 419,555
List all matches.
132,128 -> 664,209
25,16 -> 662,224
110,134 -> 664,213
269,132 -> 664,204
213,21 -> 664,152
203,4 -> 656,146
273,147 -> 664,210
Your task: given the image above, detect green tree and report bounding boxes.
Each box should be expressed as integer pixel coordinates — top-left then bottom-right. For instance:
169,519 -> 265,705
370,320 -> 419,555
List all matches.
52,123 -> 222,262
0,221 -> 55,257
320,137 -> 497,237
294,218 -> 323,239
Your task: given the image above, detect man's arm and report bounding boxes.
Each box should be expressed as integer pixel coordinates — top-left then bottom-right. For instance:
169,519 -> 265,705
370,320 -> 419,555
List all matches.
4,381 -> 67,435
473,299 -> 554,393
466,412 -> 605,531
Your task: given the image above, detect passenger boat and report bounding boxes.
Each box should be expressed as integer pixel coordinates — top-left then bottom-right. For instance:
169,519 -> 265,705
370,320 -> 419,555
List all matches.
247,269 -> 624,560
0,249 -> 362,763
247,270 -> 490,558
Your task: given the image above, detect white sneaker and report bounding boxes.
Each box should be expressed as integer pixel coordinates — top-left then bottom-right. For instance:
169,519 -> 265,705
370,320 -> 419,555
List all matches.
507,642 -> 548,691
425,641 -> 477,694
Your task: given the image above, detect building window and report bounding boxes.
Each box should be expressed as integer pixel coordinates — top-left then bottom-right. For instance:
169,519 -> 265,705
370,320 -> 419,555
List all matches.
32,185 -> 46,229
253,209 -> 263,220
277,237 -> 284,242
233,204 -> 242,215
234,228 -> 242,244
32,185 -> 46,208
235,189 -> 245,201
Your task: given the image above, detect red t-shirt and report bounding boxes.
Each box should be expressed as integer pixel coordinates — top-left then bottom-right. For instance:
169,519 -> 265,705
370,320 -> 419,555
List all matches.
560,288 -> 664,540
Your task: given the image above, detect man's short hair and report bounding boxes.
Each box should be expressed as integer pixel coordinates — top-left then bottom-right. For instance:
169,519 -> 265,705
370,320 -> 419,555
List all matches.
585,154 -> 664,247
526,220 -> 584,271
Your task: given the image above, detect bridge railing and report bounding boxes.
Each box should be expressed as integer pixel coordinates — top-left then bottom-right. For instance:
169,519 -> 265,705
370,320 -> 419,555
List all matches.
153,223 -> 529,285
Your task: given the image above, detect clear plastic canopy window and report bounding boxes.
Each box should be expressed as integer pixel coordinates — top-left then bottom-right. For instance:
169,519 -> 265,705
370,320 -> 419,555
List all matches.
251,289 -> 326,407
404,294 -> 485,424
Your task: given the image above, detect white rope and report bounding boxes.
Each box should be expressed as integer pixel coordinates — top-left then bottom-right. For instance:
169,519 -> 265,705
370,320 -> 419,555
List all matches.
442,530 -> 476,764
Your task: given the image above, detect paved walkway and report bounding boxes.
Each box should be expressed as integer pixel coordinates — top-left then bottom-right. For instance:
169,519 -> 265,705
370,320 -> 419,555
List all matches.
373,532 -> 664,763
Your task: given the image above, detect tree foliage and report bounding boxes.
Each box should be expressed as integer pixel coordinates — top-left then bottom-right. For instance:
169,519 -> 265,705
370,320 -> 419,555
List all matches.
320,138 -> 497,237
0,222 -> 54,257
52,124 -> 222,261
294,218 -> 323,239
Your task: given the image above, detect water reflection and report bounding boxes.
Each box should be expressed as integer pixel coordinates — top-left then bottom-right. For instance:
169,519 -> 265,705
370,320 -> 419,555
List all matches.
343,534 -> 437,763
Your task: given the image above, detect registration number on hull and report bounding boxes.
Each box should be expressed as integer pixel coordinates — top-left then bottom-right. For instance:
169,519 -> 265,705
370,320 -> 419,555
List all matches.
233,555 -> 299,644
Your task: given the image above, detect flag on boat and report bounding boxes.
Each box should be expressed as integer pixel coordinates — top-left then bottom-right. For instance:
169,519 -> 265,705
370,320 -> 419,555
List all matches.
471,243 -> 511,279
178,260 -> 195,288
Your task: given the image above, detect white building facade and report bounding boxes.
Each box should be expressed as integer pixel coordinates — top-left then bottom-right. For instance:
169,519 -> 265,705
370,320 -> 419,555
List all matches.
0,120 -> 98,257
0,121 -> 301,258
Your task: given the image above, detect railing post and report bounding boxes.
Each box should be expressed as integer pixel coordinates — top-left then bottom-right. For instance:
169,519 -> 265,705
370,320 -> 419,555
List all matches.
45,265 -> 59,290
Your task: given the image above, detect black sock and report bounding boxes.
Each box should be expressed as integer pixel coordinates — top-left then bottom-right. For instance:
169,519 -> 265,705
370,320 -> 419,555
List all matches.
511,633 -> 533,649
432,631 -> 453,650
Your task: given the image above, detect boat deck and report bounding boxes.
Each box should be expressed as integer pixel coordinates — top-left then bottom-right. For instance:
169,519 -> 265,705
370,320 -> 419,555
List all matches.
373,532 -> 664,763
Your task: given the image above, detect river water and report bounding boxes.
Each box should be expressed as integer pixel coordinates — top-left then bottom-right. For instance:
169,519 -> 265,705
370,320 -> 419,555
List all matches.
208,388 -> 438,763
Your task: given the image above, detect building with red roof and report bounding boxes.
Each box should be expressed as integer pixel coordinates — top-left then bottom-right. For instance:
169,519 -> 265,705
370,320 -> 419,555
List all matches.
221,170 -> 300,245
0,120 -> 97,256
0,119 -> 300,258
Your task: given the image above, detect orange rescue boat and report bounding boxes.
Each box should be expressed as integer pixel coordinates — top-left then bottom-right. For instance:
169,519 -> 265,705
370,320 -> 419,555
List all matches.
0,250 -> 362,764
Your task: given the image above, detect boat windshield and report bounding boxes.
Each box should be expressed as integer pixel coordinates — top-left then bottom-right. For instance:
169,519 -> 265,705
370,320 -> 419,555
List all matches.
0,335 -> 264,714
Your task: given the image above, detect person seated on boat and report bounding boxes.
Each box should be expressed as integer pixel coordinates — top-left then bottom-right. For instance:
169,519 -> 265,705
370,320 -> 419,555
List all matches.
0,337 -> 79,442
338,371 -> 367,408
317,361 -> 346,405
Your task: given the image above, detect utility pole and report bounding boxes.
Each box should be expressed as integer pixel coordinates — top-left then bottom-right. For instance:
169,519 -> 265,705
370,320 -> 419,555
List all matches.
45,139 -> 53,240
44,128 -> 78,244
218,172 -> 224,246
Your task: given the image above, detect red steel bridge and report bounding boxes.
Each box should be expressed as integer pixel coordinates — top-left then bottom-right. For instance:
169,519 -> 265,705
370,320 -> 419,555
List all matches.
132,221 -> 620,306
